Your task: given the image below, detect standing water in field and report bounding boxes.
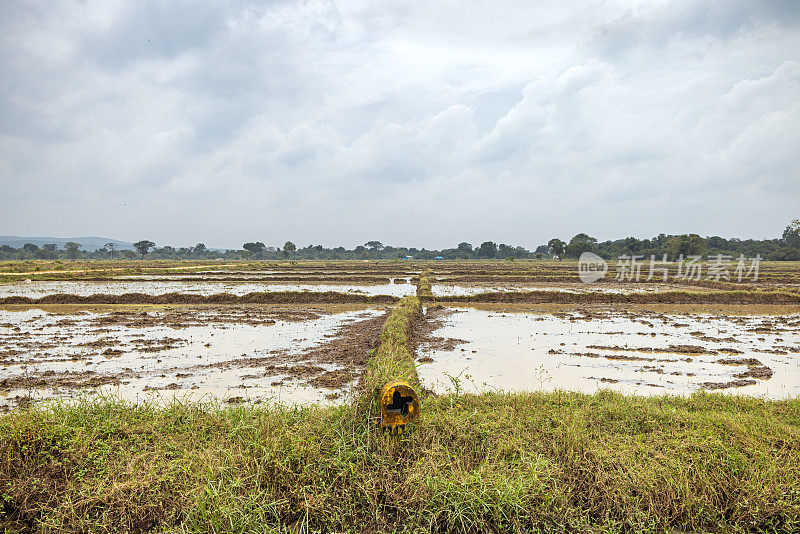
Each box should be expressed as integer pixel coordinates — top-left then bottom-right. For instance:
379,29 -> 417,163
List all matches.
0,307 -> 384,410
0,280 -> 416,298
417,308 -> 800,399
430,282 -> 683,297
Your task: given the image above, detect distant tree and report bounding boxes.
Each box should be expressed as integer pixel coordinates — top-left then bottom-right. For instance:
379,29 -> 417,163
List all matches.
105,242 -> 117,259
243,242 -> 266,259
38,243 -> 57,260
705,236 -> 728,250
783,219 -> 800,248
534,244 -> 549,255
365,241 -> 384,251
767,247 -> 800,261
193,243 -> 207,257
498,243 -> 513,257
547,238 -> 566,258
133,240 -> 155,259
564,234 -> 597,258
283,241 -> 296,256
63,242 -> 82,260
22,243 -> 39,254
665,234 -> 706,258
620,236 -> 648,254
477,241 -> 497,258
457,242 -> 473,256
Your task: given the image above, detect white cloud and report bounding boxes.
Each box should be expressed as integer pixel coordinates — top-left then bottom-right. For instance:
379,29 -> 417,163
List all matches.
1,0 -> 798,248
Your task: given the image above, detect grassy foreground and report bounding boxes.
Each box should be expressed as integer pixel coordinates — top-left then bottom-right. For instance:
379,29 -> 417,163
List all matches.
1,392 -> 799,533
362,296 -> 422,400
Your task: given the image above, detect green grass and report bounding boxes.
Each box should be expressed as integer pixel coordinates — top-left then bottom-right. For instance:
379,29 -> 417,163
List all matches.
361,296 -> 422,413
2,392 -> 799,533
416,269 -> 433,299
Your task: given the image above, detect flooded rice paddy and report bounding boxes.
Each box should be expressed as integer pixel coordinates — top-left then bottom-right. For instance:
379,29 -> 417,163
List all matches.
2,261 -> 799,410
0,280 -> 416,298
430,282 -> 682,296
0,306 -> 384,411
417,307 -> 800,399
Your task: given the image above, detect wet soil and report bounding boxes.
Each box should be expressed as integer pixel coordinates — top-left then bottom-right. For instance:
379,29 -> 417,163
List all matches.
289,311 -> 387,388
0,306 -> 385,408
433,290 -> 800,305
0,291 -> 399,305
413,306 -> 468,355
415,307 -> 800,398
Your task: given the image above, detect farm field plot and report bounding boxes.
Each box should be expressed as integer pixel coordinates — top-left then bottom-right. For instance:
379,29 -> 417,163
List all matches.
1,260 -> 800,410
0,305 -> 385,412
417,306 -> 800,398
0,279 -> 416,299
430,281 -> 692,296
430,260 -> 800,294
0,262 -> 424,304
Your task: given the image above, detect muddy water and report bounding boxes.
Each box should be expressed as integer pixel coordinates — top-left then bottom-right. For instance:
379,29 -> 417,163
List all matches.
417,308 -> 800,398
0,280 -> 416,298
431,282 -> 695,297
117,272 -> 417,280
0,308 -> 383,410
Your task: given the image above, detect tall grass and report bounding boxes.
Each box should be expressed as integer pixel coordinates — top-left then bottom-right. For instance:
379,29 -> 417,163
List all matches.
360,296 -> 422,412
1,391 -> 799,533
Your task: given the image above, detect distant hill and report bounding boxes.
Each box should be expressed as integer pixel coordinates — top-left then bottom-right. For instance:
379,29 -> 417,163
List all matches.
0,236 -> 134,251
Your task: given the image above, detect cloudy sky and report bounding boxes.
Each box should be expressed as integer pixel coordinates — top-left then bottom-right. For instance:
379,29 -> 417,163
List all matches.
1,0 -> 799,250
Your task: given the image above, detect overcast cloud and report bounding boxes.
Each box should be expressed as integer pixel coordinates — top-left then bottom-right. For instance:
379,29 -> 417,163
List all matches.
1,0 -> 799,249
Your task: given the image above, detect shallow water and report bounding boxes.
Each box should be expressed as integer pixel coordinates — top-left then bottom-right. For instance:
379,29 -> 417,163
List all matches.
0,280 -> 416,298
117,272 -> 415,281
0,308 -> 382,409
431,282 -> 685,297
417,308 -> 800,399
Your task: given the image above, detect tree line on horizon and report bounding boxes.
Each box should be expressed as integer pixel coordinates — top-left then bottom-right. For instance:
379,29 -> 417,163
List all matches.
2,220 -> 799,262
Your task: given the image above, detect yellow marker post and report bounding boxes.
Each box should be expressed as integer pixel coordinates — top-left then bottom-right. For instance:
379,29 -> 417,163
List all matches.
379,379 -> 420,434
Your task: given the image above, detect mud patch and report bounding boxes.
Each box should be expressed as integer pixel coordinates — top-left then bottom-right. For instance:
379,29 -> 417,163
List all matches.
701,379 -> 758,390
410,306 -> 466,361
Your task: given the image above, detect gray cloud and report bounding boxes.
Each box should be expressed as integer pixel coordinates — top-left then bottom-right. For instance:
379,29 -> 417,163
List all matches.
1,0 -> 799,249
